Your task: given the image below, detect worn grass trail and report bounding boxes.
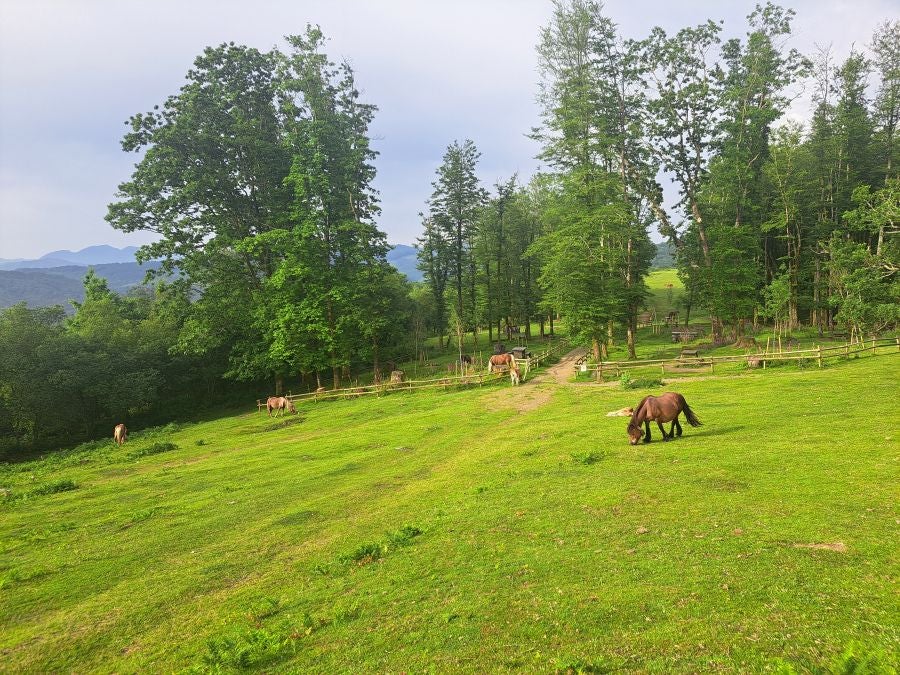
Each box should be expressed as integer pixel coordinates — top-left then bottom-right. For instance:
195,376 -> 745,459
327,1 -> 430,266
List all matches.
1,357 -> 898,672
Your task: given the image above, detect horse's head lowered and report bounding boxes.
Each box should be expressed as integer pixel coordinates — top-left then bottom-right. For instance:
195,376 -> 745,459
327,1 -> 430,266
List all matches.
627,420 -> 644,446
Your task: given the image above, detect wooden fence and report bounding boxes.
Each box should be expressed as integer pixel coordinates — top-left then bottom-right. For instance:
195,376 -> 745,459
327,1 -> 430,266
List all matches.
575,337 -> 900,380
256,337 -> 571,410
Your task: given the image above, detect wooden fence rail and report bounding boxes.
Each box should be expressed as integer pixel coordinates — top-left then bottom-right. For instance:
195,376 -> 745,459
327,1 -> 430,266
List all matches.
256,337 -> 571,411
575,337 -> 900,379
575,337 -> 900,377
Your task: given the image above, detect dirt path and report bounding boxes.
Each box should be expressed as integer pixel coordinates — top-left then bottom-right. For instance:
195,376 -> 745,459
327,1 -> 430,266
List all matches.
481,346 -> 589,414
531,346 -> 589,385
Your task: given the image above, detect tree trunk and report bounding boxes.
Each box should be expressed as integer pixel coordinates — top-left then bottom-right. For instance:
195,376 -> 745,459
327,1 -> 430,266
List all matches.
372,339 -> 380,382
626,319 -> 636,360
275,375 -> 283,396
332,367 -> 340,390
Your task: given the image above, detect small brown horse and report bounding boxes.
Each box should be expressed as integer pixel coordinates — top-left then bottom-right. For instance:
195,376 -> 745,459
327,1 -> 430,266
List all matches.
488,353 -> 515,373
510,364 -> 522,386
627,392 -> 701,445
114,423 -> 127,446
266,396 -> 297,417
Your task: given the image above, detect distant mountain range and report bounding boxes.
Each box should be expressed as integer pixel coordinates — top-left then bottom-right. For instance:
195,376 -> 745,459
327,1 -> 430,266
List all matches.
386,244 -> 421,282
0,263 -> 163,312
1,242 -> 673,312
0,245 -> 141,271
0,243 -> 423,311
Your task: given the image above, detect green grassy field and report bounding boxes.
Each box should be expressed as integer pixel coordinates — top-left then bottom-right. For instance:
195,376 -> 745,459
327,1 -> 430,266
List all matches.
2,352 -> 898,672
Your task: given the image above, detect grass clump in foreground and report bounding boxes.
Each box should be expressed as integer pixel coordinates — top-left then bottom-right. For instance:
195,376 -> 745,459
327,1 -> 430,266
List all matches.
128,441 -> 177,458
29,479 -> 79,496
0,356 -> 897,672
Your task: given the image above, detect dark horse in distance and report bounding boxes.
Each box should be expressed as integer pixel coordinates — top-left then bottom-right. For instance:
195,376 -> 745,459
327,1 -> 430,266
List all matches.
627,392 -> 702,445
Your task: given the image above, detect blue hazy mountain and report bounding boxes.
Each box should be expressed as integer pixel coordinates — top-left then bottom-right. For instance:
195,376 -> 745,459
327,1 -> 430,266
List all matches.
0,245 -> 141,270
1,243 -> 423,309
386,244 -> 422,281
0,262 -> 163,312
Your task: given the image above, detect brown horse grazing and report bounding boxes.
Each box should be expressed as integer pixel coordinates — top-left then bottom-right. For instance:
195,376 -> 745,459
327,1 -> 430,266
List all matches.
627,392 -> 701,445
488,353 -> 515,373
266,396 -> 297,417
113,423 -> 127,446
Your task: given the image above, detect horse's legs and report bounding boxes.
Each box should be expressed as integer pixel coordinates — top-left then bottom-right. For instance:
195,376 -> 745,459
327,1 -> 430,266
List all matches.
643,420 -> 652,443
657,421 -> 670,441
674,418 -> 683,437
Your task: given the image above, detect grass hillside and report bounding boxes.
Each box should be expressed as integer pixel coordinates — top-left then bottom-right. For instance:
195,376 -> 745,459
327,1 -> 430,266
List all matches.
2,354 -> 898,671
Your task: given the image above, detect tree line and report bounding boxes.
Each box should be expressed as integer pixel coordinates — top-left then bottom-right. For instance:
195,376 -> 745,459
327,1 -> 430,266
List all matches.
416,2 -> 898,359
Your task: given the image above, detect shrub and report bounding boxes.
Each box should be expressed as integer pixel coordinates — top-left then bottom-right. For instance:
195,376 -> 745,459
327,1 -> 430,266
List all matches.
30,479 -> 78,496
620,376 -> 663,390
202,627 -> 293,671
130,442 -> 177,459
386,525 -> 422,547
571,450 -> 606,465
342,542 -> 385,564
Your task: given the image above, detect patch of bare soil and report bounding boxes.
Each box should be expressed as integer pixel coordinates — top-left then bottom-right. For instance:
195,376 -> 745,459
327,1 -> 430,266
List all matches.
483,386 -> 553,414
792,542 -> 847,553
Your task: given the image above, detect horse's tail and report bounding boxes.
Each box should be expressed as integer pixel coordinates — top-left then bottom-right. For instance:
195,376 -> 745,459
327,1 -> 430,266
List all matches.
680,396 -> 702,427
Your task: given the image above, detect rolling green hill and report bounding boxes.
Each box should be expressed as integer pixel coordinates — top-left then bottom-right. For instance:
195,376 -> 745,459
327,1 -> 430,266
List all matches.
1,354 -> 897,672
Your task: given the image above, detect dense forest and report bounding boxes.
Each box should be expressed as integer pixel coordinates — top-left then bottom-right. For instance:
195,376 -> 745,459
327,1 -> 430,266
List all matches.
1,4 -> 897,454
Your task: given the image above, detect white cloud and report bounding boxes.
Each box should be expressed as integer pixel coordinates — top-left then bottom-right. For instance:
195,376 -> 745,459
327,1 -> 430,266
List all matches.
0,0 -> 896,256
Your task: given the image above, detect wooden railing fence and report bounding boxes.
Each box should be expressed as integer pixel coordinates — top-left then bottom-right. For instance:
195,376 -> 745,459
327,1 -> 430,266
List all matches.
575,337 -> 900,380
257,337 -> 571,411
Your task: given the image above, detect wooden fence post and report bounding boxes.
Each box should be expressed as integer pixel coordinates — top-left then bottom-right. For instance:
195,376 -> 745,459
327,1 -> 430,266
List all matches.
896,336 -> 900,352
817,344 -> 823,368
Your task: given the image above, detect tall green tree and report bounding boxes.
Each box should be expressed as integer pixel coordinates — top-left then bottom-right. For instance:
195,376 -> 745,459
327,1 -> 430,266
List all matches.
870,21 -> 900,180
416,214 -> 451,347
108,28 -> 393,392
263,28 -> 389,390
107,41 -> 291,382
535,0 -> 653,357
427,140 -> 486,344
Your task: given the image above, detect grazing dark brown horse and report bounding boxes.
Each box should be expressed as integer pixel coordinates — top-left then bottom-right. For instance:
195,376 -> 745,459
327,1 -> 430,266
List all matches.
627,392 -> 701,445
488,353 -> 515,373
267,396 -> 297,417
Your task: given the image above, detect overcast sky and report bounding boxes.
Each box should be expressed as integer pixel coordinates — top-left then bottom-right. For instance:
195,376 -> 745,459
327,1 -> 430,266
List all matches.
0,0 -> 895,259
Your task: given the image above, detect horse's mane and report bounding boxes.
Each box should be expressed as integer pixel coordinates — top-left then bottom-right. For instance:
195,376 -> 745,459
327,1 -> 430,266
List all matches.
627,396 -> 651,432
